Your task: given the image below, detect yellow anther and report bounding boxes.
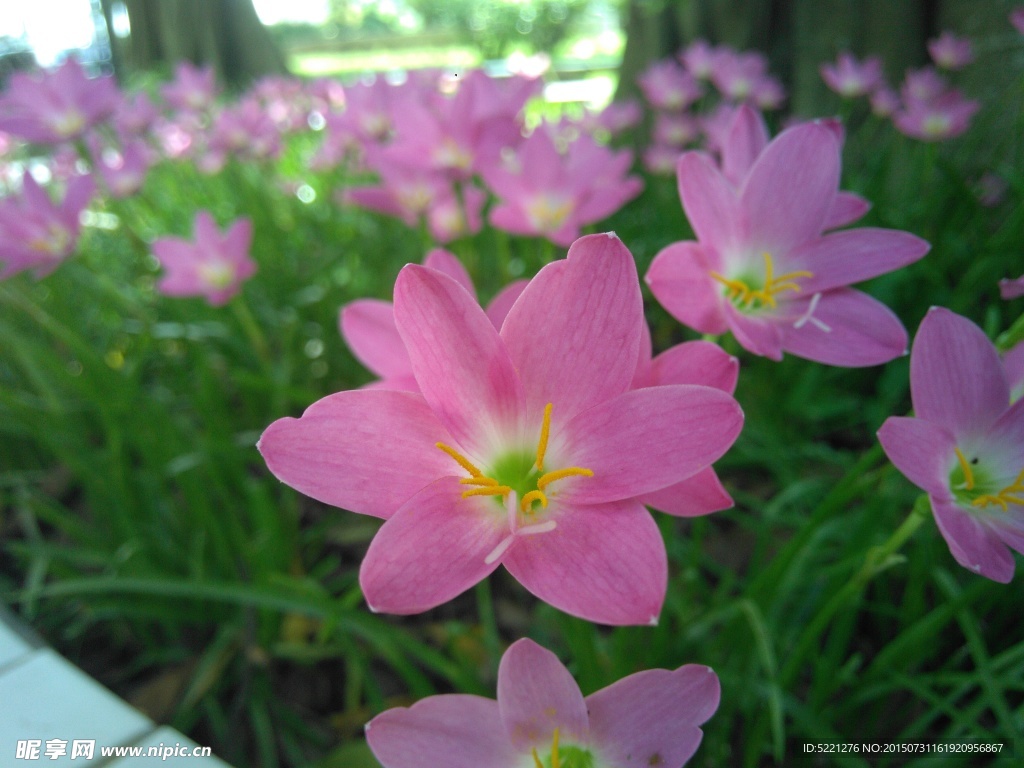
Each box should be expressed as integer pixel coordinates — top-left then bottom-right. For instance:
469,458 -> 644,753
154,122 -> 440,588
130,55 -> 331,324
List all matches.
972,468 -> 1024,511
535,403 -> 553,471
436,442 -> 484,478
462,485 -> 512,499
954,447 -> 976,490
537,467 -> 594,491
521,489 -> 548,512
711,253 -> 812,310
460,477 -> 498,487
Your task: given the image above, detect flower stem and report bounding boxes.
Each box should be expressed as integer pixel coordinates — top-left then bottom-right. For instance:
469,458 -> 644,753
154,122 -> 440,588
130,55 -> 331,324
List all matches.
231,294 -> 270,366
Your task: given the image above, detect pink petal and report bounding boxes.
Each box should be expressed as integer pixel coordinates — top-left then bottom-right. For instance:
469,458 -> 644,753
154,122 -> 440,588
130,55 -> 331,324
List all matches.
423,248 -> 476,299
721,104 -> 768,186
676,151 -> 741,252
1000,276 -> 1024,300
564,385 -> 743,504
726,305 -> 784,360
366,695 -> 518,768
502,498 -> 666,625
339,299 -> 411,380
824,191 -> 870,230
780,288 -> 908,367
360,477 -> 508,613
931,498 -> 1015,583
877,417 -> 957,497
497,639 -> 589,751
911,308 -> 1009,440
740,123 -> 840,253
648,340 -> 739,393
193,210 -> 219,247
787,228 -> 930,294
983,397 -> 1024,481
587,665 -> 720,768
394,265 -> 525,458
640,467 -> 734,517
501,233 -> 642,424
645,242 -> 729,335
257,390 -> 452,519
485,279 -> 528,330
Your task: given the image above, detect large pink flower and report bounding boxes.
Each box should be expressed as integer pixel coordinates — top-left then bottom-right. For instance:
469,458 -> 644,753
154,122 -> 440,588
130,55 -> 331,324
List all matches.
366,638 -> 719,768
878,309 -> 1024,583
646,108 -> 929,366
152,211 -> 255,305
260,234 -> 743,625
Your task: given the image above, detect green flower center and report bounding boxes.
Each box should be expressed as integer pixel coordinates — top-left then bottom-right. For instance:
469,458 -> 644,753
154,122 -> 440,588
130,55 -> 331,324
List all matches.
531,728 -> 597,768
710,252 -> 812,312
951,447 -> 1024,511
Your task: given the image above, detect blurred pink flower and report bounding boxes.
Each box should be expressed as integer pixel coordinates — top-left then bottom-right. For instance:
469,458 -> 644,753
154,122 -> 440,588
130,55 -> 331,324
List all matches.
583,99 -> 642,136
92,139 -> 151,198
259,234 -> 742,624
928,31 -> 974,70
1010,7 -> 1024,34
639,60 -> 704,111
161,62 -> 218,114
870,87 -> 901,118
894,90 -> 979,141
878,309 -> 1024,582
0,58 -> 119,145
0,173 -> 94,279
366,638 -> 720,768
820,53 -> 884,98
654,112 -> 700,147
1005,343 -> 1024,404
646,112 -> 929,365
900,67 -> 948,104
153,211 -> 255,305
482,129 -> 643,247
643,143 -> 683,175
709,50 -> 768,102
680,39 -> 720,79
1000,276 -> 1024,300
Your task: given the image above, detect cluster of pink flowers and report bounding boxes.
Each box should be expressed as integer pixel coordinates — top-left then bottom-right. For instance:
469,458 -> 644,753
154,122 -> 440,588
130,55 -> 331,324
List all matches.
332,71 -> 643,244
820,39 -> 980,141
638,41 -> 786,175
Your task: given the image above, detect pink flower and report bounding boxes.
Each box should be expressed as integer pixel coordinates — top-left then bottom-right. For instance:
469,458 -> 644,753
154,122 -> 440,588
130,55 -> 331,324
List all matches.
1005,344 -> 1024,404
161,62 -> 218,114
1013,7 -> 1024,34
894,90 -> 979,141
1001,276 -> 1024,300
644,144 -> 683,175
878,309 -> 1024,582
152,211 -> 255,305
482,130 -> 643,247
900,67 -> 948,104
646,108 -> 929,365
680,40 -> 719,80
820,53 -> 884,98
259,234 -> 743,624
638,60 -> 703,111
366,638 -> 720,768
870,87 -> 901,118
91,138 -> 152,199
0,173 -> 94,279
0,58 -> 119,145
654,112 -> 700,147
340,249 -> 528,392
708,50 -> 768,102
928,31 -> 974,70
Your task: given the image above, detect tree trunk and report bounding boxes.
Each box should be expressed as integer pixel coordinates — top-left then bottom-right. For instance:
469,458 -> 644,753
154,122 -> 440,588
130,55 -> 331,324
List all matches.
105,0 -> 287,89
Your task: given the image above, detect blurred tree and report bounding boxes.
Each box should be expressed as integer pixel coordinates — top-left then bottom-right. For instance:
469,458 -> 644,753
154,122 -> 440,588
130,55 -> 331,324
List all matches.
616,0 -> 1017,115
101,0 -> 287,88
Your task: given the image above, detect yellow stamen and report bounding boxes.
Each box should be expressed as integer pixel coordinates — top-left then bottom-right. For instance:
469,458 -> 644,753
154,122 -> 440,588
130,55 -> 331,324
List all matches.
551,728 -> 561,768
711,253 -> 812,310
462,485 -> 512,499
460,477 -> 498,487
537,467 -> 594,491
532,749 -> 544,768
535,403 -> 553,471
972,468 -> 1024,511
521,489 -> 548,512
954,447 -> 976,491
436,442 -> 483,478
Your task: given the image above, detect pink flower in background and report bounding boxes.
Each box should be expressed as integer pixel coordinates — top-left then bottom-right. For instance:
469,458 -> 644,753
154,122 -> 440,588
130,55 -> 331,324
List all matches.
1001,276 -> 1024,300
366,638 -> 720,768
161,62 -> 218,114
0,58 -> 119,145
870,87 -> 901,118
638,60 -> 704,111
482,129 -> 643,247
751,75 -> 786,109
900,67 -> 948,104
260,235 -> 742,624
204,98 -> 282,169
153,211 -> 255,305
1004,344 -> 1024,404
894,90 -> 979,141
655,112 -> 700,147
928,31 -> 974,70
680,39 -> 720,79
643,144 -> 683,175
708,50 -> 769,102
582,99 -> 642,136
646,113 -> 929,365
1013,8 -> 1024,34
820,53 -> 884,98
340,248 -> 528,392
92,138 -> 151,198
878,309 -> 1024,583
0,173 -> 94,279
